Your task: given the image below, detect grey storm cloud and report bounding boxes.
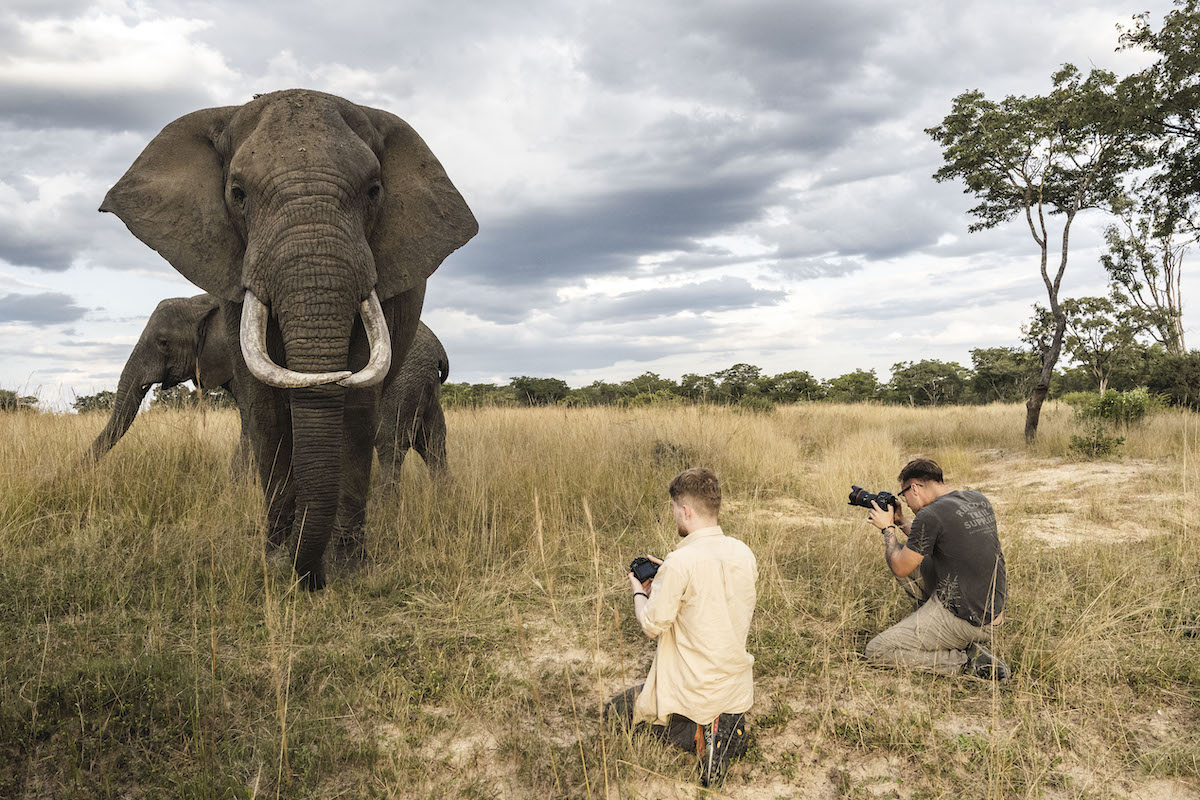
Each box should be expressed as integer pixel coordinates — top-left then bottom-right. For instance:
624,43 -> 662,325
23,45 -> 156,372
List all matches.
0,85 -> 222,133
447,168 -> 787,288
439,315 -> 725,380
827,282 -> 1036,322
567,277 -> 786,323
0,291 -> 87,325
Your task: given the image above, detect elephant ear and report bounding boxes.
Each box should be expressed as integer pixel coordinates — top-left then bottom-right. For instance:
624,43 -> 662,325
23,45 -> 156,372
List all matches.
100,107 -> 245,302
360,107 -> 478,300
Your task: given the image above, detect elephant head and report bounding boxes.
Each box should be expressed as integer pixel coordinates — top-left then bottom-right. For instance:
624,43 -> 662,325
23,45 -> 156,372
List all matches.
100,90 -> 477,589
87,294 -> 230,461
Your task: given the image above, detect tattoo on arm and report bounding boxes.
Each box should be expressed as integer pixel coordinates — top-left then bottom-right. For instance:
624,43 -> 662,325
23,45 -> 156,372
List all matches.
884,529 -> 904,570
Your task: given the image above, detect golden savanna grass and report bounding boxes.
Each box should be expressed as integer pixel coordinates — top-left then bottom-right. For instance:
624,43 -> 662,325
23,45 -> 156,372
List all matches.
0,402 -> 1197,799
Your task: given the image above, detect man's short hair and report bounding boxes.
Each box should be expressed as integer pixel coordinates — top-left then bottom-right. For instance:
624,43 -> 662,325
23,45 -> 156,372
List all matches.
898,458 -> 944,485
669,467 -> 721,515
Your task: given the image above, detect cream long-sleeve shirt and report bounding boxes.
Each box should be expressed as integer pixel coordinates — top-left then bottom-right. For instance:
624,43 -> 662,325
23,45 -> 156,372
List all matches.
633,525 -> 757,726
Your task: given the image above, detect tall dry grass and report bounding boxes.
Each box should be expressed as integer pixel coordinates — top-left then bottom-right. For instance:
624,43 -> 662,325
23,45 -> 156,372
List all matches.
0,401 -> 1196,799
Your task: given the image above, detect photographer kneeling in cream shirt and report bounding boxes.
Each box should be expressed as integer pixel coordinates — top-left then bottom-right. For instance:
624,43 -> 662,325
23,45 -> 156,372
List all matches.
605,467 -> 757,788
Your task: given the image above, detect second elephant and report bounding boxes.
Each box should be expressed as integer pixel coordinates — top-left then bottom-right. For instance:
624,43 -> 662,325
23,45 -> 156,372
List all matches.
88,294 -> 451,483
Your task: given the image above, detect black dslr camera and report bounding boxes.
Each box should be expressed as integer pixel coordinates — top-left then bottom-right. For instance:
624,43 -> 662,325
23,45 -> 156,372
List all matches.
848,485 -> 899,511
629,556 -> 660,583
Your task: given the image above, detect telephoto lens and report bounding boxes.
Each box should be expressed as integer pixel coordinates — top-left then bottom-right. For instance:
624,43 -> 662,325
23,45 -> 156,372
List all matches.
848,485 -> 898,510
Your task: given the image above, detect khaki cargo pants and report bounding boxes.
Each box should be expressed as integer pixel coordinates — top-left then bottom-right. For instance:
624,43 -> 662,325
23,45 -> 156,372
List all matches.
865,596 -> 997,676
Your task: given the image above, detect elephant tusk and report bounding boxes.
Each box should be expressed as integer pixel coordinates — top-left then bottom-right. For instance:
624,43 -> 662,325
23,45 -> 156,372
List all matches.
338,290 -> 392,389
239,291 -> 353,388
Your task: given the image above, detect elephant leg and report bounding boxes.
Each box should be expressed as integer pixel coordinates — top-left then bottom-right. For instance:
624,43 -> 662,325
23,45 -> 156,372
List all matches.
374,423 -> 408,491
334,384 -> 378,555
415,402 -> 449,480
231,401 -> 254,482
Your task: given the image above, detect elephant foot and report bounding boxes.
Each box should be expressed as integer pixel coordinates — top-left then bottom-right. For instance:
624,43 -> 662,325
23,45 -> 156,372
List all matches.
299,564 -> 326,592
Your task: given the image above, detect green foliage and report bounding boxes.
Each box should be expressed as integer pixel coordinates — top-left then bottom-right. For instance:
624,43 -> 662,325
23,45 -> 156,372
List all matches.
709,363 -> 762,402
443,382 -> 517,408
970,347 -> 1041,403
734,394 -> 775,414
72,391 -> 117,413
1069,421 -> 1126,458
509,376 -> 571,406
1060,296 -> 1145,393
1144,348 -> 1200,409
678,373 -> 718,402
1119,1 -> 1200,227
0,389 -> 39,412
760,370 -> 825,403
823,369 -> 880,404
927,66 -> 1150,234
1101,193 -> 1190,354
150,385 -> 236,409
888,360 -> 969,406
1076,387 -> 1154,426
1057,391 -> 1098,408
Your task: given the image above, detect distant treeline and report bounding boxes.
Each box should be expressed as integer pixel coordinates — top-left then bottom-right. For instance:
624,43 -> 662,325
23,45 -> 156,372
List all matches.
443,346 -> 1200,411
6,345 -> 1195,416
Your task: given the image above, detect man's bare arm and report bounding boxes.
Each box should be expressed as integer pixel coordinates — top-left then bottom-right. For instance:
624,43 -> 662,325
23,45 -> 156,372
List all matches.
882,527 -> 923,577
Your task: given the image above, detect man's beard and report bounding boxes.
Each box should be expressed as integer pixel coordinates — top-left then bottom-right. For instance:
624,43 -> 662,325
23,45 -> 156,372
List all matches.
677,522 -> 688,538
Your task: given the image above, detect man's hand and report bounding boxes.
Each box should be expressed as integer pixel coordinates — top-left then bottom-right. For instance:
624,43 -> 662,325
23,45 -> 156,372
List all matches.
628,555 -> 663,596
867,500 -> 896,531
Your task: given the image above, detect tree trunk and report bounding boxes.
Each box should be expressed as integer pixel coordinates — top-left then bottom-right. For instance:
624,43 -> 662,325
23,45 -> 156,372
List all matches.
1024,313 -> 1068,443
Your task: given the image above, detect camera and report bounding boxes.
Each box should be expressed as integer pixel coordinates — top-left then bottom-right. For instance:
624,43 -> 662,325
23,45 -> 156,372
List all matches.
629,556 -> 660,583
848,485 -> 899,511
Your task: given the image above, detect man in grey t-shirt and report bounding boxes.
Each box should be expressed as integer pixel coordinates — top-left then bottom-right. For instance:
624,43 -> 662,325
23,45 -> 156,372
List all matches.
864,458 -> 1009,680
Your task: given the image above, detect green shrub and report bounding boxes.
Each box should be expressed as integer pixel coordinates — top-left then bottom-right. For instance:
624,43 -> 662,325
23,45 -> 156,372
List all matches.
1058,391 -> 1097,408
1069,421 -> 1125,458
1076,387 -> 1153,425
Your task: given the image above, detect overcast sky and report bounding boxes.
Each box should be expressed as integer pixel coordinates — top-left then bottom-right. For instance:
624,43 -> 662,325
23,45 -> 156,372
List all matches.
0,0 -> 1192,408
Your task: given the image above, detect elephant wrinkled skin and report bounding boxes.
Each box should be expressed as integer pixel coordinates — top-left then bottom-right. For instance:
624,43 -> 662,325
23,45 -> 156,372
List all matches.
100,90 -> 477,590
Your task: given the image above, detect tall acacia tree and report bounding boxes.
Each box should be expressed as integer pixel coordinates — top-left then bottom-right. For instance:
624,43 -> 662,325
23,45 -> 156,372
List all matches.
1101,193 -> 1188,353
927,65 -> 1149,441
1120,1 -> 1200,221
1109,1 -> 1200,352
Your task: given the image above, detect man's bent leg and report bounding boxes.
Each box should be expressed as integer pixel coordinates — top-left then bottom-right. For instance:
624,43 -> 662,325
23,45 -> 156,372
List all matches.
865,597 -> 988,676
603,686 -> 641,729
604,687 -> 707,754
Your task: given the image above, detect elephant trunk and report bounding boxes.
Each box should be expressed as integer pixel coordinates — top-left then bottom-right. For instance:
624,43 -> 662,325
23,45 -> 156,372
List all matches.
244,203 -> 383,589
88,341 -> 155,461
288,384 -> 345,590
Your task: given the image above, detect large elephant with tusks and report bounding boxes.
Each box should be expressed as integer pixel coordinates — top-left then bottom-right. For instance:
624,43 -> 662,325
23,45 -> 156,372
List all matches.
100,90 -> 476,590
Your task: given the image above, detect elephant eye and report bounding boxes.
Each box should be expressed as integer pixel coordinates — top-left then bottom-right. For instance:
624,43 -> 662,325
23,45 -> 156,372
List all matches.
367,184 -> 382,200
231,186 -> 247,204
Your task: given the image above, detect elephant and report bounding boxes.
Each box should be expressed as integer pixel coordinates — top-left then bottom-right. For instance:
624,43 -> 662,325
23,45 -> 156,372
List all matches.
84,293 -> 249,466
100,89 -> 477,590
88,295 -> 451,486
376,321 -> 450,484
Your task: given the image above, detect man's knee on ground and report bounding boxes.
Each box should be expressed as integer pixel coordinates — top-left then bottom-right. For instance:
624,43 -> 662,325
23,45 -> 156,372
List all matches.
864,633 -> 892,662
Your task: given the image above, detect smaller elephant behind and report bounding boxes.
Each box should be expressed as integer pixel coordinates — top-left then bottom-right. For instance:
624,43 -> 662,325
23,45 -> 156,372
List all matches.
375,321 -> 451,485
88,296 -> 451,484
85,294 -> 245,463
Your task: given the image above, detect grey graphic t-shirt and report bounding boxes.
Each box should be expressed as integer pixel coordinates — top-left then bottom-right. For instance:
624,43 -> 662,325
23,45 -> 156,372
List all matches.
906,490 -> 1006,625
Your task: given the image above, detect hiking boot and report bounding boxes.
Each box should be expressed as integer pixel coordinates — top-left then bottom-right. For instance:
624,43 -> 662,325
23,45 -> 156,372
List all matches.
965,642 -> 1010,681
696,713 -> 747,787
